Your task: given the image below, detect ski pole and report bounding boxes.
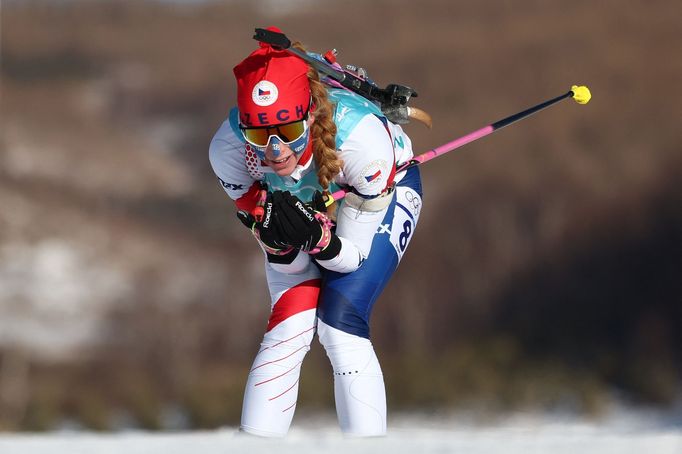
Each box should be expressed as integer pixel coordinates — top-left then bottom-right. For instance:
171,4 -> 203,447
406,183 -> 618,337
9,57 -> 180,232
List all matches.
327,85 -> 592,204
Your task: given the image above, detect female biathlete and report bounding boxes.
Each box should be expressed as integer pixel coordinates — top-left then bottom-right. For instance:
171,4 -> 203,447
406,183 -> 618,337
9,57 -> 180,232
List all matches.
209,31 -> 423,437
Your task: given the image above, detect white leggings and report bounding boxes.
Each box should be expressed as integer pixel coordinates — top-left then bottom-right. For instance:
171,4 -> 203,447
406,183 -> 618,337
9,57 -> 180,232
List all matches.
240,179 -> 422,437
240,308 -> 386,437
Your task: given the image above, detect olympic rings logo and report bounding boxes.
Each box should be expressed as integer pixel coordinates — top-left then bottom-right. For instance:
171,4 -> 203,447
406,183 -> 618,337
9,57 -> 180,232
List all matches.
403,190 -> 421,216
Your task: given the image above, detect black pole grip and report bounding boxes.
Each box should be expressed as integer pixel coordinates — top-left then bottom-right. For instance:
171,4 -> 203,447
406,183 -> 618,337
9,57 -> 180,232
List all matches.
253,28 -> 291,49
491,91 -> 573,131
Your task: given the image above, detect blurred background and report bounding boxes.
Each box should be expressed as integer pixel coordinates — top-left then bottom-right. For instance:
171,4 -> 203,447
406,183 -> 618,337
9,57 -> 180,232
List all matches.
1,0 -> 680,432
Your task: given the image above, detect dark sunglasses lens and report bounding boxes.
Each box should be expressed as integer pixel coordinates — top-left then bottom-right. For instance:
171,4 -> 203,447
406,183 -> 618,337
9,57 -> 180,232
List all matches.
276,121 -> 306,142
243,128 -> 270,146
242,119 -> 305,146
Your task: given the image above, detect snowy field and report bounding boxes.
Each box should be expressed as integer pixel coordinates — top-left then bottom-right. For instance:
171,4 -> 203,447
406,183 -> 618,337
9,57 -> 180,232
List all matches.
1,410 -> 680,454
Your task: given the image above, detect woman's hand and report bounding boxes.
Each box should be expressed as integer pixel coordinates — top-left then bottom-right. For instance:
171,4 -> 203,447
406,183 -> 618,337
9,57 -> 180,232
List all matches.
237,194 -> 293,256
271,191 -> 341,259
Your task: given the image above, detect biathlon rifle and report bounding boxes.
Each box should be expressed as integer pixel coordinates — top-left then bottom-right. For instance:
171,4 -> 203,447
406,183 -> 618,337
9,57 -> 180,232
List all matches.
253,28 -> 432,127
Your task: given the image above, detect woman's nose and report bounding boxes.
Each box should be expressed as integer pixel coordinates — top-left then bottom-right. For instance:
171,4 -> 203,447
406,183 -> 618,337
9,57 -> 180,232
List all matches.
266,137 -> 286,158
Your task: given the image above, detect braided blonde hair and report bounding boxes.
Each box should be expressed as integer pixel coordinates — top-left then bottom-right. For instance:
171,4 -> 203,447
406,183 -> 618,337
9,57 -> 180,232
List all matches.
293,43 -> 343,190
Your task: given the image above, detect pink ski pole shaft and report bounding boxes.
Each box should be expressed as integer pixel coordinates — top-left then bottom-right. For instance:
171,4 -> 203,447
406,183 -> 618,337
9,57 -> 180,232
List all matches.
328,86 -> 591,203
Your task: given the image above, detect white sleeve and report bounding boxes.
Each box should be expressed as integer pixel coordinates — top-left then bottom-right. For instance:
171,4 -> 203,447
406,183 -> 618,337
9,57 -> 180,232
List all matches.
337,115 -> 395,197
316,115 -> 394,273
208,119 -> 255,201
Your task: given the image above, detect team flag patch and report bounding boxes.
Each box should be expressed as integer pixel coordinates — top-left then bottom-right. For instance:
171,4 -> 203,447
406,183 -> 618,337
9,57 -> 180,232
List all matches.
365,169 -> 382,183
251,80 -> 278,107
357,160 -> 388,189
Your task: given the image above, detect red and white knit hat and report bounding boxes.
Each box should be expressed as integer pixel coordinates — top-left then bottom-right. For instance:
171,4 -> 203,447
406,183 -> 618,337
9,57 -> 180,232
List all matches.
233,26 -> 311,127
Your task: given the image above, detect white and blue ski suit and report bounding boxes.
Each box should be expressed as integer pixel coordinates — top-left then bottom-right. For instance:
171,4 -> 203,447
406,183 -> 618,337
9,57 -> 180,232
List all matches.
209,88 -> 422,436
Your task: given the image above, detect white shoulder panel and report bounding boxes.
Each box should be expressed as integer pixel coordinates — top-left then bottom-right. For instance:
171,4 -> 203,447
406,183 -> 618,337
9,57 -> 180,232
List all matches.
208,120 -> 257,201
336,115 -> 395,197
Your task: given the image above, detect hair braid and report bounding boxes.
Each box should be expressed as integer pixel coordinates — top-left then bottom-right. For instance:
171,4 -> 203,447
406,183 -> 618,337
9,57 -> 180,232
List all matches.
292,42 -> 342,190
308,69 -> 343,190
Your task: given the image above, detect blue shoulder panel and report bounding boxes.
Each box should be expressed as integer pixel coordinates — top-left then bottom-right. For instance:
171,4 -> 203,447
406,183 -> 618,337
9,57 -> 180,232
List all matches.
327,89 -> 383,148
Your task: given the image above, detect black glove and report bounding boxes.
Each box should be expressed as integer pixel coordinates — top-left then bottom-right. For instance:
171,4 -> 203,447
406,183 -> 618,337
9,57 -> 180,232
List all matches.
237,193 -> 292,255
307,190 -> 328,213
271,191 -> 342,259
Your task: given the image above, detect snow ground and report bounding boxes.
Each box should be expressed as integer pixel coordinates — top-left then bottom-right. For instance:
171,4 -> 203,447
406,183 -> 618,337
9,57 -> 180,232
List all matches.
1,411 -> 680,454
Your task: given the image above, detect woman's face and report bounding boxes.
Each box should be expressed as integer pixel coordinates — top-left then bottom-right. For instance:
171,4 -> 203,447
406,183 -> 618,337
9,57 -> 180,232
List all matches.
263,116 -> 314,177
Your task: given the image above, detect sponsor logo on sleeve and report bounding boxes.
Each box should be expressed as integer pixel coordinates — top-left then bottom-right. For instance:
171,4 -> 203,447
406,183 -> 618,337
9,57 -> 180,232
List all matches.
218,177 -> 245,191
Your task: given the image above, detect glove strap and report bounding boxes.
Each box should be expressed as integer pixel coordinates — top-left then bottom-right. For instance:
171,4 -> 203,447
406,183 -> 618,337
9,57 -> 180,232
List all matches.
308,212 -> 334,255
